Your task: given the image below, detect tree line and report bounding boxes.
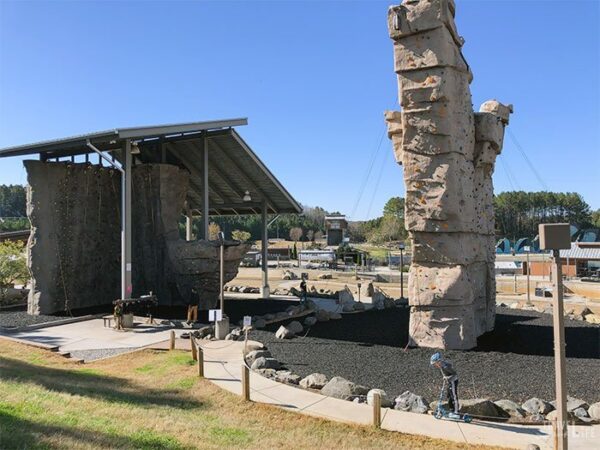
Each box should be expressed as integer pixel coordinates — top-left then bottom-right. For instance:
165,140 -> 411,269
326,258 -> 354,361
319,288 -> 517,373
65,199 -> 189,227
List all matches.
494,191 -> 599,240
1,184 -> 599,241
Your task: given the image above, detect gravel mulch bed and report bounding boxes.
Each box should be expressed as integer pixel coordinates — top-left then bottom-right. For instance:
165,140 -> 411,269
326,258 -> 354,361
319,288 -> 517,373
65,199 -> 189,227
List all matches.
69,347 -> 138,362
249,306 -> 600,405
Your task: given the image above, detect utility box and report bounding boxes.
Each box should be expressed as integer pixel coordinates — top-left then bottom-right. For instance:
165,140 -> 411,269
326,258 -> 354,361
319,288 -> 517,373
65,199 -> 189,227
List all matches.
538,223 -> 571,250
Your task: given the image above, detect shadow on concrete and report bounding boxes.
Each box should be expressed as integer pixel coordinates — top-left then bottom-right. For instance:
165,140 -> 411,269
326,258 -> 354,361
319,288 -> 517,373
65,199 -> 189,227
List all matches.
0,357 -> 204,409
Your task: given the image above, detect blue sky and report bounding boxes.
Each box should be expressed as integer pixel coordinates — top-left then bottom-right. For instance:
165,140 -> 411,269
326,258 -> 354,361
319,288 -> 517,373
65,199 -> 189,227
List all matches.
1,0 -> 598,219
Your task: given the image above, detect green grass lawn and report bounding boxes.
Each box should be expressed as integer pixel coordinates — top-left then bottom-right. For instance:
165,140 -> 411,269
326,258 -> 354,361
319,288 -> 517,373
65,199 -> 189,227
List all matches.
0,339 -> 499,450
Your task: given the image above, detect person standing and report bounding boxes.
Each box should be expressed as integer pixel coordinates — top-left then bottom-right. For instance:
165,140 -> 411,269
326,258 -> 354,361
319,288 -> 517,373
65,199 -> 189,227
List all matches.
187,288 -> 199,324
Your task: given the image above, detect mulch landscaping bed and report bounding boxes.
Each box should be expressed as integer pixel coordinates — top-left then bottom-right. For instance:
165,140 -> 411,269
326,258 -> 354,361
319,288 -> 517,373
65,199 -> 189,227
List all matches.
249,306 -> 600,405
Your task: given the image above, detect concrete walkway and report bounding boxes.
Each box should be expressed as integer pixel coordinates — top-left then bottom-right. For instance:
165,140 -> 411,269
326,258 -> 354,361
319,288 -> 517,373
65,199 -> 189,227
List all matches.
180,339 -> 598,450
1,317 -> 174,355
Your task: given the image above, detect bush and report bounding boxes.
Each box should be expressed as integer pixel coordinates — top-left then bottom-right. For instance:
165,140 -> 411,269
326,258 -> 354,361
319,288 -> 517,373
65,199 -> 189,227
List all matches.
0,241 -> 28,302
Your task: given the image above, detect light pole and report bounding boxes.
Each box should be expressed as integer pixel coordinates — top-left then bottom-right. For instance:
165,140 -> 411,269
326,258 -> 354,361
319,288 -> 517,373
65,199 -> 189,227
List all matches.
399,242 -> 405,301
524,245 -> 531,305
539,223 -> 571,450
215,231 -> 229,340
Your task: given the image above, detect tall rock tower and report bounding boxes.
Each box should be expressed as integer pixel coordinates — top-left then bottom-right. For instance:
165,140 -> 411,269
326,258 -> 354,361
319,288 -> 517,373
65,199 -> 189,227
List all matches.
385,0 -> 512,349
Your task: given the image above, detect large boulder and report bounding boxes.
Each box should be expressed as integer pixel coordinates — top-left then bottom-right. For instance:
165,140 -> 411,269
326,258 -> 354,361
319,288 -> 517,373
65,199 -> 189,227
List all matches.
522,398 -> 554,415
394,391 -> 429,414
315,309 -> 330,322
338,286 -> 354,305
275,371 -> 301,385
367,389 -> 393,408
459,399 -> 509,419
494,399 -> 526,419
329,312 -> 342,320
251,357 -> 281,370
275,325 -> 295,339
320,376 -> 369,400
287,320 -> 303,334
299,373 -> 328,390
372,290 -> 387,310
245,350 -> 272,366
567,397 -> 589,412
317,273 -> 332,280
303,316 -> 317,327
253,318 -> 267,329
353,301 -> 366,311
588,402 -> 600,420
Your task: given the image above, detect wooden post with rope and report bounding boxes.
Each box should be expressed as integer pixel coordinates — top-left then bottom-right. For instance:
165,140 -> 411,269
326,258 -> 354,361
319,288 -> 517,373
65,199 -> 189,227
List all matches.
190,336 -> 198,361
197,345 -> 204,377
169,330 -> 175,350
372,392 -> 381,428
242,364 -> 250,401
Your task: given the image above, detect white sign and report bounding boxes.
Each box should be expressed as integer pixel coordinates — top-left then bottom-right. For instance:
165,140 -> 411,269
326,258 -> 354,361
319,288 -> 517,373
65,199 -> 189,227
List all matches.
208,309 -> 223,322
523,246 -> 531,252
243,316 -> 252,327
126,263 -> 132,271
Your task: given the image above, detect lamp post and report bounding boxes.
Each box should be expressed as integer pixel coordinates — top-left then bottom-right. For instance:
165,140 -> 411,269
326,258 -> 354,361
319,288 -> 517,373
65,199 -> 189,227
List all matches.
215,231 -> 229,340
524,245 -> 531,305
399,242 -> 405,301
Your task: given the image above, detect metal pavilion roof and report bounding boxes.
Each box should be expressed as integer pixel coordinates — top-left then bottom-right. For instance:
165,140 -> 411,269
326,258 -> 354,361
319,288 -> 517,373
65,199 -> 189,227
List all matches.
559,243 -> 600,260
0,118 -> 302,216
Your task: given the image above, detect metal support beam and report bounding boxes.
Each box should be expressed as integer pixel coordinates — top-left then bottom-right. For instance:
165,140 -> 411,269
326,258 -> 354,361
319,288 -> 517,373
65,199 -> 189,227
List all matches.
124,140 -> 133,298
185,209 -> 193,241
261,201 -> 270,298
202,133 -> 209,240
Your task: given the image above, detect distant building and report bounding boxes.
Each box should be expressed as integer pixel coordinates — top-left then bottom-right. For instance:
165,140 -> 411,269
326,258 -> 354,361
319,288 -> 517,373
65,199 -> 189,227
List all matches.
325,215 -> 347,246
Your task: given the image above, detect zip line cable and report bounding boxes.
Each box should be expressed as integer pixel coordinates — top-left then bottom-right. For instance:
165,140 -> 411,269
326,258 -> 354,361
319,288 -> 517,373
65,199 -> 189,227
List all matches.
498,154 -> 520,191
506,128 -> 548,191
350,124 -> 386,219
365,146 -> 389,220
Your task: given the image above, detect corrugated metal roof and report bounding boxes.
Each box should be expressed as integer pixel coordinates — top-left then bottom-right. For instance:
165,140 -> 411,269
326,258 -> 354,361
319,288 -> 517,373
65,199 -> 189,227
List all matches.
0,119 -> 302,216
559,243 -> 600,260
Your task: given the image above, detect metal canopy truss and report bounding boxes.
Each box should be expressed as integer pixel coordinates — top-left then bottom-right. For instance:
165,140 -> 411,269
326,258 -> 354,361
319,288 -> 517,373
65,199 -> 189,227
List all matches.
0,118 -> 302,217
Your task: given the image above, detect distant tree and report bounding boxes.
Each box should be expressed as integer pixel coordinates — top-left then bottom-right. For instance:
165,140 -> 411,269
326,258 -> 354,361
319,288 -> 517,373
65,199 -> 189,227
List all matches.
231,229 -> 252,242
0,241 -> 28,301
208,222 -> 221,240
0,185 -> 26,218
307,230 -> 314,242
289,227 -> 303,242
383,196 -> 405,220
592,209 -> 600,228
494,191 -> 592,239
292,242 -> 298,260
314,230 -> 323,241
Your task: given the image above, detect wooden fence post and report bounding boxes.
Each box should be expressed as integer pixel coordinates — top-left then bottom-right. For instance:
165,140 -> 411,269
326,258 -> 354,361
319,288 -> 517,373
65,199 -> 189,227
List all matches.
242,364 -> 250,401
197,345 -> 204,377
169,330 -> 175,350
190,337 -> 197,361
373,392 -> 381,428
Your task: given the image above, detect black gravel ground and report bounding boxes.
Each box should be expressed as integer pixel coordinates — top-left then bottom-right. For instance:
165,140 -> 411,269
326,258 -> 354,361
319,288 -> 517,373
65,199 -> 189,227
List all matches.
247,306 -> 600,405
0,307 -> 71,330
0,298 -> 294,331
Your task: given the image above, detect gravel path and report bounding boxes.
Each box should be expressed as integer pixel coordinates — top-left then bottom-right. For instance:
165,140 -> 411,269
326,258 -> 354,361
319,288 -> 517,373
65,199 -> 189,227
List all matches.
249,306 -> 600,405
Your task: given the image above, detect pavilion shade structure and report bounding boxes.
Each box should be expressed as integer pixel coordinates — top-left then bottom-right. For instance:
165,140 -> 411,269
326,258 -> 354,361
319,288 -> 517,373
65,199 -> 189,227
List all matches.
0,119 -> 302,217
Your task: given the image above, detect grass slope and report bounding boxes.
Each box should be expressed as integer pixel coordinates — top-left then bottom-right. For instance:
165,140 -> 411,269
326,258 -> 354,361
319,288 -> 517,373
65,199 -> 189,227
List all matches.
0,339 -> 500,450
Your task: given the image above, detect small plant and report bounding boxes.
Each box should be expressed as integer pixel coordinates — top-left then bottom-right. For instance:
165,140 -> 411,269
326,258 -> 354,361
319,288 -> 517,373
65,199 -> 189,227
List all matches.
231,229 -> 252,242
0,241 -> 28,303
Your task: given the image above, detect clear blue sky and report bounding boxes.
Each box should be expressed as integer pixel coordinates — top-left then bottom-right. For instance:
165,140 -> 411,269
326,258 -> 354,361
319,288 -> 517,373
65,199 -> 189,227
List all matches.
1,0 -> 598,219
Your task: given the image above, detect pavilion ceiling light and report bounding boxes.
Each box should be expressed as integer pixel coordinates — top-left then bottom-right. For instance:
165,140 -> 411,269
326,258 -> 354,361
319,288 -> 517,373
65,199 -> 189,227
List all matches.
243,191 -> 252,202
131,143 -> 141,155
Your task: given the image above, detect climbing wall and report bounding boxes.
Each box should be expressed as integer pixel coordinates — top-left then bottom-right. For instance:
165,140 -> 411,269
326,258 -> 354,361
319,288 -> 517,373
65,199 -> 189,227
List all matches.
26,160 -> 250,314
26,161 -> 121,314
385,0 -> 511,349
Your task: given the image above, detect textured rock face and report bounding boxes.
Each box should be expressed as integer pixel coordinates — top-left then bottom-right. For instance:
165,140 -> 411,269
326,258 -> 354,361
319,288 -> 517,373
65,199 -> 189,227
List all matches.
386,0 -> 512,349
26,161 -> 249,314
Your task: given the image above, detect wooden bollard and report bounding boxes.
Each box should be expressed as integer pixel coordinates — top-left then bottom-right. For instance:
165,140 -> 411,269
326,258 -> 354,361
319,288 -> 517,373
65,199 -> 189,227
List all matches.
242,364 -> 250,401
190,337 -> 197,361
169,330 -> 175,350
372,392 -> 381,428
197,345 -> 204,377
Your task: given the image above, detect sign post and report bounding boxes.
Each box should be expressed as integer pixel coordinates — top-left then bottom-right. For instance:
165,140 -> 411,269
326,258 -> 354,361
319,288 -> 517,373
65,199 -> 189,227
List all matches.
524,245 -> 531,306
539,223 -> 570,450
